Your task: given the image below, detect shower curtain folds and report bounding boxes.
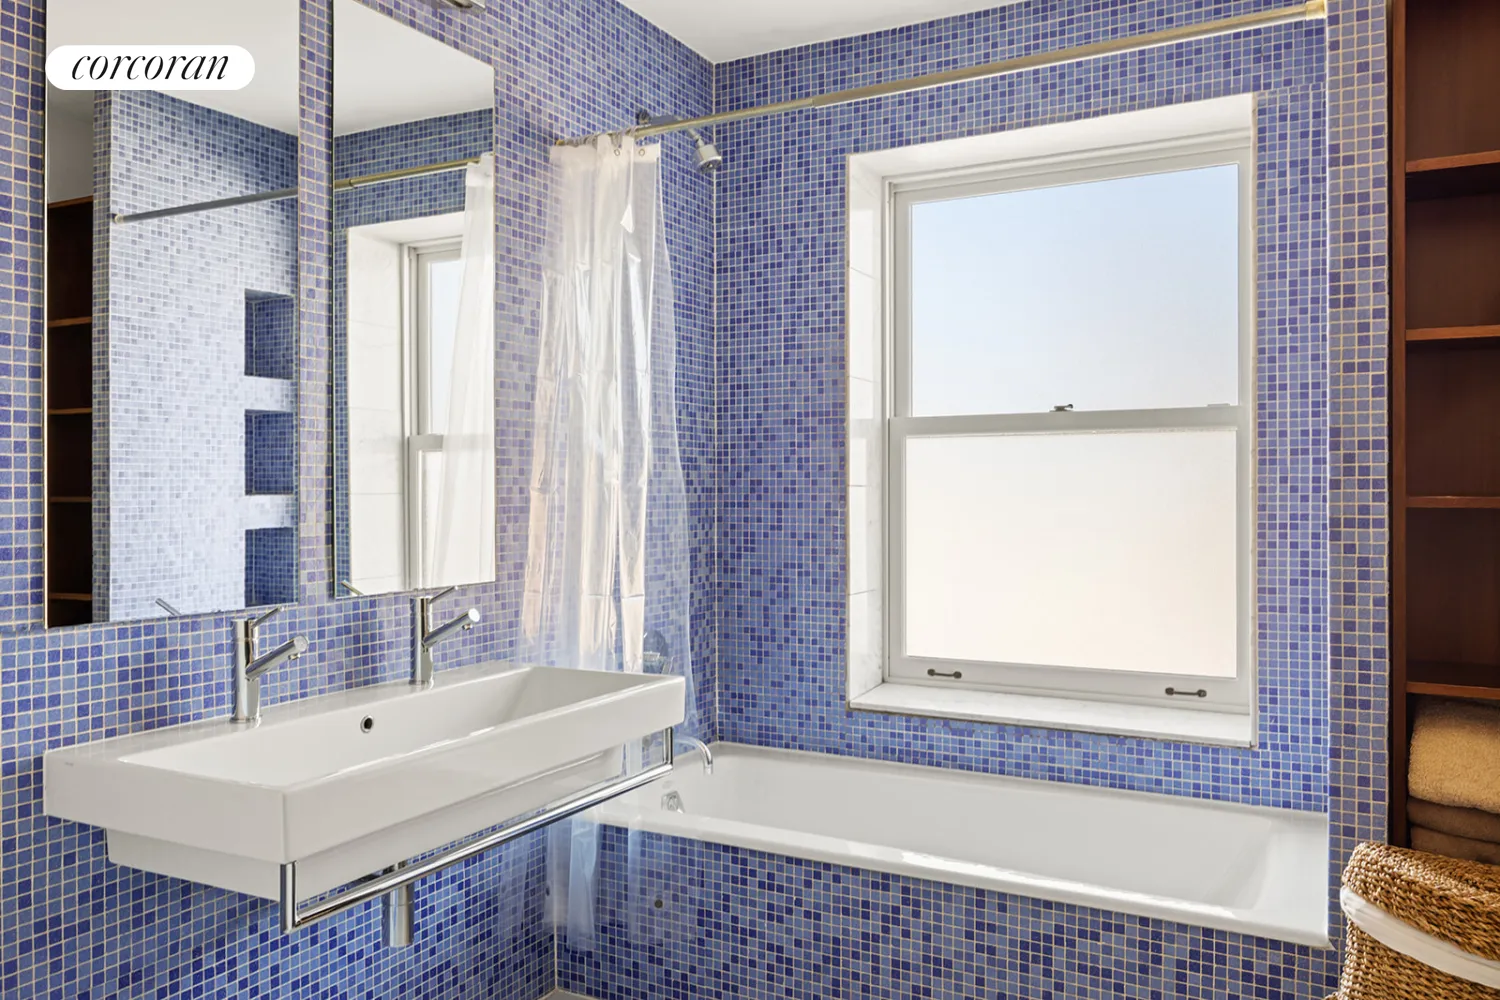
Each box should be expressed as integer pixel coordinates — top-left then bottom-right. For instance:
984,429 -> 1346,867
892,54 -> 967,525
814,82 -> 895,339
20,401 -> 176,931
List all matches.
523,135 -> 698,949
430,153 -> 497,588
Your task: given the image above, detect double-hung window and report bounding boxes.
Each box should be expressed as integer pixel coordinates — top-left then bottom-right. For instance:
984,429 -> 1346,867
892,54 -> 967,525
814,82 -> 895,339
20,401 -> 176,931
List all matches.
883,119 -> 1255,715
405,238 -> 465,588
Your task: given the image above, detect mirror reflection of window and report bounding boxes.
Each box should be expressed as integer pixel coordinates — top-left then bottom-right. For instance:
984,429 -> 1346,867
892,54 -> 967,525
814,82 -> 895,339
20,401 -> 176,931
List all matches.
416,244 -> 463,436
343,201 -> 493,596
332,0 -> 495,601
413,240 -> 463,589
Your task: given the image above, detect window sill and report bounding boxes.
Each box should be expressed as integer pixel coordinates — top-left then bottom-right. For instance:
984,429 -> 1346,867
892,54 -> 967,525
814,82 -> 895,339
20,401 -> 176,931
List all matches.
849,682 -> 1254,747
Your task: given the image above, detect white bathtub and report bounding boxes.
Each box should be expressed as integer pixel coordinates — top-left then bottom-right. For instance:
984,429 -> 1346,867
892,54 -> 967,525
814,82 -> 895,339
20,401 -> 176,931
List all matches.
592,743 -> 1330,947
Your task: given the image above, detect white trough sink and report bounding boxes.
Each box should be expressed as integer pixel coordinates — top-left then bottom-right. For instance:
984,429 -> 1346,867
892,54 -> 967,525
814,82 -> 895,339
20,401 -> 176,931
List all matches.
45,663 -> 684,899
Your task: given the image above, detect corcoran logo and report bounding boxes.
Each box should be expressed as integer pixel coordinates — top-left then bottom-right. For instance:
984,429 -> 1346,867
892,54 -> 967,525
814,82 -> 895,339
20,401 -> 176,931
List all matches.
46,45 -> 255,91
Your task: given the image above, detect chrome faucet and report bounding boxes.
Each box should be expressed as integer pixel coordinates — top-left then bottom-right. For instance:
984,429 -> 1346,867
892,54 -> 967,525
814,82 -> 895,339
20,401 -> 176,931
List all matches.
673,734 -> 714,775
232,607 -> 309,723
411,587 -> 480,687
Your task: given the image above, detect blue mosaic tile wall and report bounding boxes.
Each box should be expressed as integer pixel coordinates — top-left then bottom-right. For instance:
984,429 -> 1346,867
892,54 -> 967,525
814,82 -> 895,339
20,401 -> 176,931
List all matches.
336,108 -> 493,181
246,410 -> 297,497
246,525 -> 298,608
101,90 -> 299,623
567,825 -> 1334,1000
561,1 -> 1388,999
1,0 -> 1384,996
713,3 -> 1329,810
2,1 -> 715,999
329,108 -> 494,591
246,292 -> 297,381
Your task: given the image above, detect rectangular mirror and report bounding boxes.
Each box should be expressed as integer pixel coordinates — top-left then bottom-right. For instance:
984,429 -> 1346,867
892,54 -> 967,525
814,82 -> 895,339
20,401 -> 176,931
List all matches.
332,0 -> 496,599
44,0 -> 301,626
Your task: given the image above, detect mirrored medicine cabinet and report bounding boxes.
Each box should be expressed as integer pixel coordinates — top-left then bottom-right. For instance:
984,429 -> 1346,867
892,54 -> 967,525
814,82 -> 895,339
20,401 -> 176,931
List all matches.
42,0 -> 498,628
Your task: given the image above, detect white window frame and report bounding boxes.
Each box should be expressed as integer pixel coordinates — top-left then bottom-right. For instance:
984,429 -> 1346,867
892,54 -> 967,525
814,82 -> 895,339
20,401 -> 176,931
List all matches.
403,238 -> 463,589
883,132 -> 1257,714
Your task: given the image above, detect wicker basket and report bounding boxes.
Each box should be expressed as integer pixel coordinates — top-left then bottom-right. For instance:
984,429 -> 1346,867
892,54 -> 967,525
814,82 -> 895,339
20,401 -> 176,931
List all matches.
1332,842 -> 1500,1000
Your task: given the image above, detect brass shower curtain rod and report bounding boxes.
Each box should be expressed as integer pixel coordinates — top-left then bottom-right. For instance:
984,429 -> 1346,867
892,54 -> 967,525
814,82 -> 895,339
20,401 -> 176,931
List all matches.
112,155 -> 486,224
560,0 -> 1326,145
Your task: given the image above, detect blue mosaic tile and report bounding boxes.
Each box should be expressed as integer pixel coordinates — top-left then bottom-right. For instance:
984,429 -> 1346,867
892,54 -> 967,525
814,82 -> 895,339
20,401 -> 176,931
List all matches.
565,825 -> 1336,1000
715,3 -> 1328,808
246,525 -> 297,607
1,0 -> 1382,997
95,89 -> 299,623
246,410 -> 296,497
562,0 -> 1383,998
246,291 -> 297,381
3,0 -> 714,998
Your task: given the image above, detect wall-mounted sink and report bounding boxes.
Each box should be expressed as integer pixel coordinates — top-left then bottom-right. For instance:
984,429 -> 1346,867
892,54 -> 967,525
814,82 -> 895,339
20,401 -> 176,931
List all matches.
45,663 -> 684,900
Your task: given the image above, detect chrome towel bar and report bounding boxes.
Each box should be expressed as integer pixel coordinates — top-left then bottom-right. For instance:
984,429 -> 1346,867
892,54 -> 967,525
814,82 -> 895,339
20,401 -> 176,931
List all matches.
278,726 -> 676,934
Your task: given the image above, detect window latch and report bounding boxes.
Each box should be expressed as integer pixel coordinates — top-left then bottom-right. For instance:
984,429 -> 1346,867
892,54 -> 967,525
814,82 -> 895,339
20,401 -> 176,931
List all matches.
1164,687 -> 1208,698
1051,403 -> 1074,412
927,668 -> 964,680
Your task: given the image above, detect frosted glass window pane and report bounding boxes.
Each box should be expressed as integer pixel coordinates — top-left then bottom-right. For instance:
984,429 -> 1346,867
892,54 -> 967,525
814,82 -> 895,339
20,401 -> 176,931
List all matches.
909,165 -> 1240,416
903,430 -> 1238,675
419,449 -> 445,588
424,257 -> 463,435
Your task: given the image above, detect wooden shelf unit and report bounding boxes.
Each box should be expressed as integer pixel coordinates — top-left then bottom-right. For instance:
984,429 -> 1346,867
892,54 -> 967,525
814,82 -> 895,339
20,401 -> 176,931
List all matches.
1391,0 -> 1500,846
46,197 -> 94,628
1407,496 -> 1500,510
1406,325 -> 1500,344
1406,661 -> 1500,702
1406,150 -> 1500,201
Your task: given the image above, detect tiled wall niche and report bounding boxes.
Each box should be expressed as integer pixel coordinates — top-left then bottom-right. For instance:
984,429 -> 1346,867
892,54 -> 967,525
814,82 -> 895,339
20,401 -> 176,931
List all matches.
1,0 -> 715,998
246,292 -> 297,381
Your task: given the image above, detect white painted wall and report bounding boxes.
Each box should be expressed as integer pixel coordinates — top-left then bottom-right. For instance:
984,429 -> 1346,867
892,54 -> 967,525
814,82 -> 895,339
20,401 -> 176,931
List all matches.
46,93 -> 93,202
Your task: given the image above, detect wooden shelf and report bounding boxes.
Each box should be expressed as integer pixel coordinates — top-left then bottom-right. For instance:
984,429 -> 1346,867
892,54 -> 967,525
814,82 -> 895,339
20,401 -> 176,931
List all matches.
1408,150 -> 1500,200
1407,661 -> 1500,700
1406,193 -> 1500,330
46,193 -> 95,628
47,195 -> 93,210
1392,0 -> 1500,849
1410,150 -> 1500,172
1407,324 -> 1500,343
1405,345 -> 1500,496
1407,495 -> 1500,509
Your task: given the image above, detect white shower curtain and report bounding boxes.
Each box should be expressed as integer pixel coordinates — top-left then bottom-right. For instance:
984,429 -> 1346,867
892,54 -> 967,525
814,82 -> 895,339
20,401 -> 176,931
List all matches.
430,154 -> 497,587
523,136 -> 698,949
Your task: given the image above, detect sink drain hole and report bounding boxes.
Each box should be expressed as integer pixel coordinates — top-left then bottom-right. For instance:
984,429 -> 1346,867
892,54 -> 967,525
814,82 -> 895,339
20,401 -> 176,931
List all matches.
360,716 -> 375,733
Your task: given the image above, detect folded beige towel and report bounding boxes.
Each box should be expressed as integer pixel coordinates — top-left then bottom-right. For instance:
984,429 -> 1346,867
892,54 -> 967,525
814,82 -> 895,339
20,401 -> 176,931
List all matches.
1409,797 -> 1500,845
1409,697 -> 1500,815
1412,825 -> 1500,866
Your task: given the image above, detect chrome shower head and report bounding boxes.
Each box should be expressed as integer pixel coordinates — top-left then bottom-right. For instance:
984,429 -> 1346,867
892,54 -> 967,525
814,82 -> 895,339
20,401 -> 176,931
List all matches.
692,133 -> 723,173
637,110 -> 723,175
